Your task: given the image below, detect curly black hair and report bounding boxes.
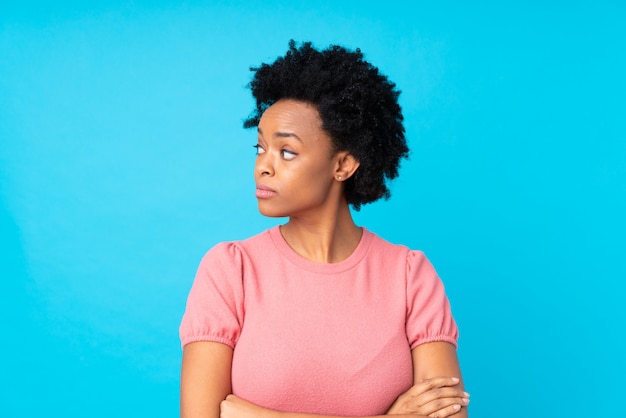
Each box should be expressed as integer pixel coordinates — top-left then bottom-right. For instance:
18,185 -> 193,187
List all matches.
244,40 -> 409,210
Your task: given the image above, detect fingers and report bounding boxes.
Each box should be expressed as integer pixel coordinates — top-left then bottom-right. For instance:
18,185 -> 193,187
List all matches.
409,376 -> 460,395
406,377 -> 469,417
420,395 -> 469,416
428,403 -> 466,418
388,376 -> 470,416
416,387 -> 469,406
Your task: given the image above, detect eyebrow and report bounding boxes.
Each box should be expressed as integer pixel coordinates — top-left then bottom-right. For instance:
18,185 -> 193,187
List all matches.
258,127 -> 302,143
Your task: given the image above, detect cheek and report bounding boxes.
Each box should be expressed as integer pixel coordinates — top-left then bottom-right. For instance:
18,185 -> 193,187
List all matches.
277,155 -> 336,196
292,168 -> 333,199
298,159 -> 330,181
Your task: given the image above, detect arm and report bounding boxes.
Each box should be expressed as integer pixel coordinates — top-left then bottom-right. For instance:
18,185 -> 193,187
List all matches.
180,341 -> 233,418
412,341 -> 468,417
387,342 -> 469,418
221,396 -> 417,418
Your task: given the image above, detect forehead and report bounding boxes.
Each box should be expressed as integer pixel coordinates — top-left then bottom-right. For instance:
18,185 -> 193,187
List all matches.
258,100 -> 322,133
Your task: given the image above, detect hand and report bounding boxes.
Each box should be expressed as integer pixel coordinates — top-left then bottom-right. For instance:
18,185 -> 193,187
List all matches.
220,394 -> 277,418
386,376 -> 469,417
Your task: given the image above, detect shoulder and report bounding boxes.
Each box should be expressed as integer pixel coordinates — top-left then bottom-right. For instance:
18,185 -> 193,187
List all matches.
199,227 -> 275,268
363,230 -> 436,275
364,228 -> 415,261
406,249 -> 430,269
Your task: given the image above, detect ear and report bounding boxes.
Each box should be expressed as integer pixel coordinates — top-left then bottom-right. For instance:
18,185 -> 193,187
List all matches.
333,151 -> 360,182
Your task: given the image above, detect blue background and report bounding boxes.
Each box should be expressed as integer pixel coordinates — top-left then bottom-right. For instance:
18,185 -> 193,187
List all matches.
1,1 -> 624,417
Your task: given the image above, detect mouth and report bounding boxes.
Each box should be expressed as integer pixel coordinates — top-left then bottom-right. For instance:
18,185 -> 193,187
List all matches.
256,184 -> 277,199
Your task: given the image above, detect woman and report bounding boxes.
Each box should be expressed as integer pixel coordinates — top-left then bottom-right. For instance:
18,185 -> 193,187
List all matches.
180,40 -> 469,418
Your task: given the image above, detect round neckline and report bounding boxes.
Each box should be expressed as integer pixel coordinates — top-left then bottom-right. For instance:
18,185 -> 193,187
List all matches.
268,225 -> 372,274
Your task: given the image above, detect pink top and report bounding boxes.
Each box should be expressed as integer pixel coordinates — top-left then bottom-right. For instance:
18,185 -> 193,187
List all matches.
180,226 -> 458,416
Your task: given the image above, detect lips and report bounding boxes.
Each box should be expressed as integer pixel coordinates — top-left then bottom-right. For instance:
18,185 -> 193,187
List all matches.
256,184 -> 277,199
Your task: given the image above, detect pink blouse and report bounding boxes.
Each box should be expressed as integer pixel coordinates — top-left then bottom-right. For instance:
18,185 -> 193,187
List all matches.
180,226 -> 458,416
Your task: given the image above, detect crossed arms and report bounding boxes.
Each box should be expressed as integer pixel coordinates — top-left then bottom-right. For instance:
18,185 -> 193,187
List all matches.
180,341 -> 469,418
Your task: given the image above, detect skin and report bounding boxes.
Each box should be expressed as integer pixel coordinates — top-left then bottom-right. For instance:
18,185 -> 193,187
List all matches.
180,100 -> 469,418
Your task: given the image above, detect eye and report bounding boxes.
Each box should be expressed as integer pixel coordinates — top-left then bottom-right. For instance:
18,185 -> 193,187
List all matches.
253,144 -> 265,155
281,149 -> 297,161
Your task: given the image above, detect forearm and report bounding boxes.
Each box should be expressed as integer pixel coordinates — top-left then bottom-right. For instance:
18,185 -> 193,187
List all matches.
181,342 -> 233,418
407,343 -> 469,418
279,413 -> 421,418
221,395 -> 432,418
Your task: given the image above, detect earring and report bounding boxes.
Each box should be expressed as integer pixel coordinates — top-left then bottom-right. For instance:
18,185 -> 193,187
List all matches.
337,176 -> 342,180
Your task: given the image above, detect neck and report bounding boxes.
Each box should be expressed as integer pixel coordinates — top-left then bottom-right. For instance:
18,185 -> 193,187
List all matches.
280,201 -> 362,264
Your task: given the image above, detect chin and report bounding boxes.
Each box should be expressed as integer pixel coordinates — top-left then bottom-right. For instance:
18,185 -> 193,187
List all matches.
259,211 -> 289,218
257,203 -> 289,218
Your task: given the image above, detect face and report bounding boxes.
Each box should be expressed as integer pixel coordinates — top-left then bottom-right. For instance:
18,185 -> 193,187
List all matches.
254,99 -> 340,218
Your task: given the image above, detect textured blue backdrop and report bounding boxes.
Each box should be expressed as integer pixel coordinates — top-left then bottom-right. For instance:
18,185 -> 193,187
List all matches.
1,1 -> 625,417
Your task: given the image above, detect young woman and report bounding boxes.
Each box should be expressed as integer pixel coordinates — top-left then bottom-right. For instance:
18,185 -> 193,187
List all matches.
180,41 -> 469,418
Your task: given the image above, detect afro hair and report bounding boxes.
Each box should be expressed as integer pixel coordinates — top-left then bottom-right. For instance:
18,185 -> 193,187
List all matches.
244,40 -> 409,210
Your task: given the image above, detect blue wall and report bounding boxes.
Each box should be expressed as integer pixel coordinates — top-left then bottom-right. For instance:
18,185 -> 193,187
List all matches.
1,1 -> 624,416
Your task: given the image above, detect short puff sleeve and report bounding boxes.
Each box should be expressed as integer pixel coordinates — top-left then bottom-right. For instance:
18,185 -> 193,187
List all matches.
406,251 -> 458,349
179,242 -> 245,349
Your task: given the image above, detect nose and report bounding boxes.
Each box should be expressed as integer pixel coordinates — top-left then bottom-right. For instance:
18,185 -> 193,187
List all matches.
255,152 -> 274,177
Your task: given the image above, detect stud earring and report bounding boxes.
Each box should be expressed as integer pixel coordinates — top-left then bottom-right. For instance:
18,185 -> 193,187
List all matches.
337,176 -> 342,180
